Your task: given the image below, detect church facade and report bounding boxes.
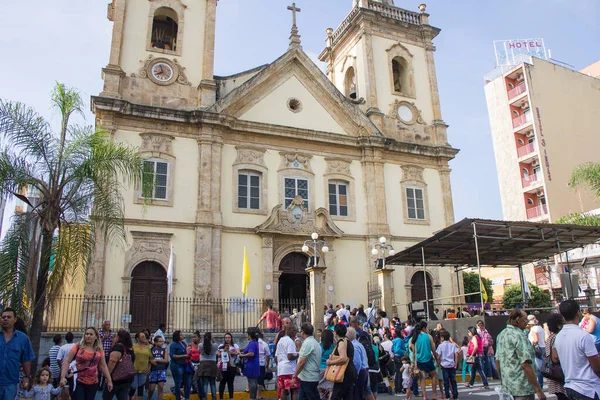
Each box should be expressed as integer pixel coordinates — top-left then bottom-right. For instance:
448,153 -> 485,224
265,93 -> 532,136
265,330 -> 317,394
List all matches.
87,0 -> 460,327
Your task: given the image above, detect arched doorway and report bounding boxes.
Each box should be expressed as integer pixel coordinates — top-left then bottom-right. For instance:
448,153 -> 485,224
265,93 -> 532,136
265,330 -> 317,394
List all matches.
130,261 -> 167,332
411,271 -> 433,303
278,252 -> 309,313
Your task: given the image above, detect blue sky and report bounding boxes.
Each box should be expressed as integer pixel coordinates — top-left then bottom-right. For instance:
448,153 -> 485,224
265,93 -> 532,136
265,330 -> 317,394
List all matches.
1,0 -> 599,222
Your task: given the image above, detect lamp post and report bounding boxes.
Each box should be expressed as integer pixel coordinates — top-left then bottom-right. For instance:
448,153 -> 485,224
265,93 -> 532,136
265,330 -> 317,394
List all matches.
302,232 -> 329,330
302,232 -> 329,267
371,236 -> 396,270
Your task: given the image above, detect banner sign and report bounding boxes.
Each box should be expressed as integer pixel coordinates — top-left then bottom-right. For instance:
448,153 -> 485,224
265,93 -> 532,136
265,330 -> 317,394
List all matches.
494,38 -> 547,67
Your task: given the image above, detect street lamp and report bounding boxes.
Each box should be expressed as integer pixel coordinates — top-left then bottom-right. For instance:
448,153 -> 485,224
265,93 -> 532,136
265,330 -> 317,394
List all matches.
371,236 -> 395,270
302,232 -> 329,268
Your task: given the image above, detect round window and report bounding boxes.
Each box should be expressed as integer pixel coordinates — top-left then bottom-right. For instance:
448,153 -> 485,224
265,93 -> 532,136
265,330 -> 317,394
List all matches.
397,105 -> 414,123
287,98 -> 302,113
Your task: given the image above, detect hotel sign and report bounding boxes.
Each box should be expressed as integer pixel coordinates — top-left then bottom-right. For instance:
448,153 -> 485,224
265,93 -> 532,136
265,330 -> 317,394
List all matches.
494,38 -> 547,67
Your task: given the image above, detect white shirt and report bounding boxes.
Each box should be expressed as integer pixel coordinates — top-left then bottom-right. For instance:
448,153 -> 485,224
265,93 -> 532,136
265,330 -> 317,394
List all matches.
401,363 -> 411,379
276,336 -> 297,376
56,343 -> 76,363
404,325 -> 414,336
528,325 -> 546,347
336,308 -> 350,323
381,340 -> 393,358
258,338 -> 269,367
555,324 -> 600,396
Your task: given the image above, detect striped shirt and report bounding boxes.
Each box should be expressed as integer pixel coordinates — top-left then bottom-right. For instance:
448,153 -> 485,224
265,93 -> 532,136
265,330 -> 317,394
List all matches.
48,345 -> 61,379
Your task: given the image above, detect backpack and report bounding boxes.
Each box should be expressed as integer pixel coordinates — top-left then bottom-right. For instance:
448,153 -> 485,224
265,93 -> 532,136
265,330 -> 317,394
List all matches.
392,337 -> 407,357
480,329 -> 493,348
358,332 -> 377,369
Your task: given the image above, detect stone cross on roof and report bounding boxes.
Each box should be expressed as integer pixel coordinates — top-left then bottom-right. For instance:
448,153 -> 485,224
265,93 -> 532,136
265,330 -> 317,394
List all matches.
287,2 -> 302,49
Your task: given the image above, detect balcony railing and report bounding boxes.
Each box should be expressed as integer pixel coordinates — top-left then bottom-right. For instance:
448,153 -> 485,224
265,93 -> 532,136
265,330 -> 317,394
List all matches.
517,142 -> 536,157
527,204 -> 548,219
522,174 -> 540,188
513,112 -> 533,129
367,0 -> 422,25
508,84 -> 527,100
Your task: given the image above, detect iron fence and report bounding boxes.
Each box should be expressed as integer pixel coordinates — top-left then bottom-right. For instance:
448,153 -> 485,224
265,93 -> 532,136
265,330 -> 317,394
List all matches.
47,295 -> 310,333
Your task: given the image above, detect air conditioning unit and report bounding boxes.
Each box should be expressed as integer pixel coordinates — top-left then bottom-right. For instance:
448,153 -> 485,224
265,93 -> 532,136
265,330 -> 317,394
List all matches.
532,159 -> 539,167
536,190 -> 544,197
525,131 -> 534,138
516,72 -> 524,81
521,101 -> 530,109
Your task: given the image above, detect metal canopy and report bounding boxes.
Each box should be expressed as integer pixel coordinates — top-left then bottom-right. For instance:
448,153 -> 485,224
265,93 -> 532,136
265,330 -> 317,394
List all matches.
385,218 -> 600,267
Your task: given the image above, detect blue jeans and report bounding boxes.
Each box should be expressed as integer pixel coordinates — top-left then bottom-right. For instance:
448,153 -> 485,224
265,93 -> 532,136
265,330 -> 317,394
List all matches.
0,384 -> 18,400
171,364 -> 192,400
469,355 -> 488,387
200,377 -> 216,400
482,347 -> 491,377
442,367 -> 458,399
411,376 -> 419,395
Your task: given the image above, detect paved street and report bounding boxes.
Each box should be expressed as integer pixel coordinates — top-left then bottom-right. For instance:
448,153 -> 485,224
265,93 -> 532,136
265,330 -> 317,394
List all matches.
376,381 -> 558,399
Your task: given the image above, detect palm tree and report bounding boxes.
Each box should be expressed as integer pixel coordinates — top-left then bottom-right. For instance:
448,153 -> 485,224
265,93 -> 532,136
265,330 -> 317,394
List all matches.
556,163 -> 600,226
0,83 -> 144,369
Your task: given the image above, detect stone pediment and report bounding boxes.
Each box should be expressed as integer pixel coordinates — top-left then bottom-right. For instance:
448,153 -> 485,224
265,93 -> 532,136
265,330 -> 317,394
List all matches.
207,47 -> 383,137
256,198 -> 344,238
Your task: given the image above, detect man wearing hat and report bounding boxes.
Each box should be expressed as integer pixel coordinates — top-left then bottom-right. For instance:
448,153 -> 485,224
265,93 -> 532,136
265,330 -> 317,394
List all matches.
527,314 -> 546,389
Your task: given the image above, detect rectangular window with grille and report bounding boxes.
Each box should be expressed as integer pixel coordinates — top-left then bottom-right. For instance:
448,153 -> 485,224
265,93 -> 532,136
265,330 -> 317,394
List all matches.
141,160 -> 169,200
284,178 -> 309,209
328,181 -> 348,216
238,172 -> 261,210
406,187 -> 425,220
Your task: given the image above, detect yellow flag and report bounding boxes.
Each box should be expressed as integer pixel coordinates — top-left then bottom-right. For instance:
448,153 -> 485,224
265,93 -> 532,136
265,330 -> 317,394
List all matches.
242,247 -> 251,296
480,277 -> 488,303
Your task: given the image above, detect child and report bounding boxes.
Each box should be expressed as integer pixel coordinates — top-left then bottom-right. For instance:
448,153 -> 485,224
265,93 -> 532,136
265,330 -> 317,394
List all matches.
148,336 -> 170,400
399,355 -> 413,400
22,367 -> 62,400
460,337 -> 471,383
436,331 -> 459,400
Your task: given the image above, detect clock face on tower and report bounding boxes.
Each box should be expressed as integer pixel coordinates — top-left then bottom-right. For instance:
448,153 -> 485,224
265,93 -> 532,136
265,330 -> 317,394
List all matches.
151,62 -> 174,82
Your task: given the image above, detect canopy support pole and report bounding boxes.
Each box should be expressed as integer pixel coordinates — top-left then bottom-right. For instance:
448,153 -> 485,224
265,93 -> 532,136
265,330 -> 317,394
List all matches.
421,246 -> 429,321
519,264 -> 527,306
472,222 -> 485,312
555,233 -> 574,298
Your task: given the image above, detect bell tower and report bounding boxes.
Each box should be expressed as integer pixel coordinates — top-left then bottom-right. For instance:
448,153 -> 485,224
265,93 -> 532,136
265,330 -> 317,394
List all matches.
101,0 -> 218,109
319,1 -> 449,145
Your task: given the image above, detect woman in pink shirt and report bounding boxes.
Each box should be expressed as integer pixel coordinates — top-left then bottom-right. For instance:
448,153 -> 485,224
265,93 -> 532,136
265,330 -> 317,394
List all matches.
465,326 -> 489,389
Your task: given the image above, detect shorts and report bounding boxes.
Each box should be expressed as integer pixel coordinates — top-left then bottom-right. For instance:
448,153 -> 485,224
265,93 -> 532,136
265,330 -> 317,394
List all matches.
417,359 -> 436,373
403,377 -> 413,389
149,370 -> 167,383
277,374 -> 299,397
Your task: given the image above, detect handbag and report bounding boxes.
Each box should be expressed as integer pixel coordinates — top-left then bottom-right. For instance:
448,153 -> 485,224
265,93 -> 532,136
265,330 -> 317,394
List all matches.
540,336 -> 564,384
466,355 -> 476,364
325,339 -> 349,383
111,346 -> 135,381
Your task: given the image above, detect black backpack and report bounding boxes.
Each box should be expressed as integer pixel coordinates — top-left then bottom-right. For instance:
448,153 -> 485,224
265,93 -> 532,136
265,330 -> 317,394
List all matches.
358,332 -> 377,369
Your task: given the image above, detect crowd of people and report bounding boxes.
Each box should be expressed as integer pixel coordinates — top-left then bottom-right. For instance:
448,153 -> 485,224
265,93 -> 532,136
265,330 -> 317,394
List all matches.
4,299 -> 600,400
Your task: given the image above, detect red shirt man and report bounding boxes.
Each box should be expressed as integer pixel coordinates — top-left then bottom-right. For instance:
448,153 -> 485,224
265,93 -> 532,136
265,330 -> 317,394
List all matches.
258,306 -> 280,333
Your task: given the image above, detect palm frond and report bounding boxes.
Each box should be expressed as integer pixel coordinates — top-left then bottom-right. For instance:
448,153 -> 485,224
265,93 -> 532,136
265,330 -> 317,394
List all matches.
556,212 -> 600,226
0,151 -> 46,198
570,163 -> 600,198
0,99 -> 56,171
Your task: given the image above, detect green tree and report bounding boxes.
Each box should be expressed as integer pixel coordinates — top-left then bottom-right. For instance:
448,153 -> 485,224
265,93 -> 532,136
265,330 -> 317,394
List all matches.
0,83 -> 144,370
502,283 -> 552,309
462,272 -> 494,304
557,163 -> 600,225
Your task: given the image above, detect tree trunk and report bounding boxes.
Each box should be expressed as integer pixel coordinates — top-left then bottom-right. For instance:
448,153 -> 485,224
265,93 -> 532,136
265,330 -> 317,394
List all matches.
28,230 -> 54,373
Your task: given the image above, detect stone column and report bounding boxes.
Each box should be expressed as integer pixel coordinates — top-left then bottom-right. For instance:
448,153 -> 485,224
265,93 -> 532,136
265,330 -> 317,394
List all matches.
361,31 -> 381,114
101,0 -> 126,98
361,146 -> 390,237
439,168 -> 455,227
423,43 -> 442,121
262,236 -> 274,300
198,0 -> 218,106
307,266 -> 327,331
376,268 -> 395,316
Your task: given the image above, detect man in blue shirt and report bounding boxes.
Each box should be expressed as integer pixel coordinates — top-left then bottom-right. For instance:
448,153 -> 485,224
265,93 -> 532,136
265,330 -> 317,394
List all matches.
1,307 -> 35,400
348,328 -> 369,400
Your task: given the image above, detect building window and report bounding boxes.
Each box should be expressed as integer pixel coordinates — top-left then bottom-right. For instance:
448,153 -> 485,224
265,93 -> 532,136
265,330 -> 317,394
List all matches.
328,181 -> 348,217
406,187 -> 425,220
238,172 -> 261,210
142,159 -> 169,200
151,7 -> 179,51
527,198 -> 534,205
284,177 -> 309,209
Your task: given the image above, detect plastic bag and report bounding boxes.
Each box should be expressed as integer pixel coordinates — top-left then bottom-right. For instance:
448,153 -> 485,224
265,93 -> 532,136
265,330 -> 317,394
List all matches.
495,386 -> 514,400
